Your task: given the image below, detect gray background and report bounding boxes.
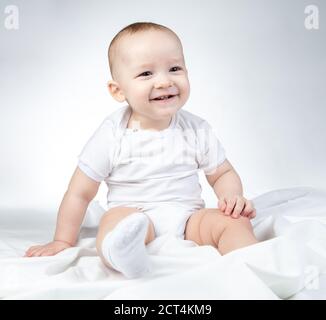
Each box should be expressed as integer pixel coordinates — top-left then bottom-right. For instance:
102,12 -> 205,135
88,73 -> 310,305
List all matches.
0,0 -> 325,212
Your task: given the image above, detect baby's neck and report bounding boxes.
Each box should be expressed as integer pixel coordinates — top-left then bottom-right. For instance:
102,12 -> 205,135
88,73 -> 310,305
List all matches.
127,112 -> 172,132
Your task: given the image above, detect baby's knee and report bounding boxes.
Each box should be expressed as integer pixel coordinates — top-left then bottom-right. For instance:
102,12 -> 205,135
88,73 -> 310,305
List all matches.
221,213 -> 253,232
202,210 -> 253,237
185,209 -> 226,246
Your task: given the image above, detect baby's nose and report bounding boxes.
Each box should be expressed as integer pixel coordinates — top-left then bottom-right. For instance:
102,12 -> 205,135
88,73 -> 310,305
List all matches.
154,80 -> 174,89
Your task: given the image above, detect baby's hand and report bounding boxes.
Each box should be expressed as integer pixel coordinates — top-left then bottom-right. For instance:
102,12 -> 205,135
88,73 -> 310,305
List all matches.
24,240 -> 72,257
218,195 -> 256,219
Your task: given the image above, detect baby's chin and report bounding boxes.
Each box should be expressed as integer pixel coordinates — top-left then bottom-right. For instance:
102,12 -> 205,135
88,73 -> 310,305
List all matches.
153,104 -> 183,117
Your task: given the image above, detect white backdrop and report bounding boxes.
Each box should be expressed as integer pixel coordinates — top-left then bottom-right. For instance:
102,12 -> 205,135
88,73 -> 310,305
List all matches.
0,0 -> 325,214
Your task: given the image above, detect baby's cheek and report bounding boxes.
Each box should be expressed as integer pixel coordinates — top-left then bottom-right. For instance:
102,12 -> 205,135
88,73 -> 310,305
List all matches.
180,78 -> 190,99
139,88 -> 152,102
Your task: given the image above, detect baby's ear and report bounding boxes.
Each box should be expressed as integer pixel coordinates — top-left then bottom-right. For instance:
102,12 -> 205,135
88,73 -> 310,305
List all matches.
107,80 -> 125,102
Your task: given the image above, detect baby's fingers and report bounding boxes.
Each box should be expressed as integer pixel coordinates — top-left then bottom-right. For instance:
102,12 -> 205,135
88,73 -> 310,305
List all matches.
224,198 -> 236,216
40,248 -> 61,256
25,245 -> 45,257
248,209 -> 257,219
30,248 -> 45,257
24,245 -> 41,257
218,199 -> 226,212
241,200 -> 255,218
25,245 -> 39,253
32,248 -> 46,257
231,200 -> 245,218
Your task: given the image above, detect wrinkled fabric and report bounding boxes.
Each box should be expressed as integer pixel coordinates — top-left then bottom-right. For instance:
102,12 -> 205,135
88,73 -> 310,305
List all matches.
1,187 -> 326,300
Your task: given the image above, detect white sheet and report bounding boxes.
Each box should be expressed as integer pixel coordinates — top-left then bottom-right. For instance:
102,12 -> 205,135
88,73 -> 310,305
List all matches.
1,186 -> 326,300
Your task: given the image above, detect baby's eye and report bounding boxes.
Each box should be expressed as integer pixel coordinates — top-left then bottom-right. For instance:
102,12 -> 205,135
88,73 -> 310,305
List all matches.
138,71 -> 152,77
170,66 -> 182,72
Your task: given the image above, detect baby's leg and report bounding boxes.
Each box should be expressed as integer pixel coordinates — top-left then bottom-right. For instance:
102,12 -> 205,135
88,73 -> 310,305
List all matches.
96,206 -> 155,278
184,209 -> 258,255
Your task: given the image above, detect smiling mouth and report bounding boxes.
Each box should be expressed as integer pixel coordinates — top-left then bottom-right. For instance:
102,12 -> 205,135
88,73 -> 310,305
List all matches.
150,95 -> 178,101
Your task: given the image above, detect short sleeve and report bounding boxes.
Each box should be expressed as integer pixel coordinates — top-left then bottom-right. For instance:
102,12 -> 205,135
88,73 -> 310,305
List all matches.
77,120 -> 116,182
196,120 -> 226,176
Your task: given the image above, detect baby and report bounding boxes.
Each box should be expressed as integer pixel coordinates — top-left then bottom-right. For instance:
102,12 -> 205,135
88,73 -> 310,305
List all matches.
25,22 -> 258,278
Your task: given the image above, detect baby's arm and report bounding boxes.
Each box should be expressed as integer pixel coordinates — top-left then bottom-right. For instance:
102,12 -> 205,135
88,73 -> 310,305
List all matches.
206,159 -> 243,197
24,167 -> 100,257
206,159 -> 256,219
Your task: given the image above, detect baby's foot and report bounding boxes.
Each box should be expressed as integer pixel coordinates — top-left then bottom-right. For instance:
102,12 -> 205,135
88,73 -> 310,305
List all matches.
101,212 -> 151,278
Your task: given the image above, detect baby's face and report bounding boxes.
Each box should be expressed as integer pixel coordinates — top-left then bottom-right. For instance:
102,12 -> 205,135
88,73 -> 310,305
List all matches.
109,30 -> 190,125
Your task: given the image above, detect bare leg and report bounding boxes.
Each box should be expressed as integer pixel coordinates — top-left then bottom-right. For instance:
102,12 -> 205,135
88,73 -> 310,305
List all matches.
217,219 -> 258,254
185,208 -> 258,255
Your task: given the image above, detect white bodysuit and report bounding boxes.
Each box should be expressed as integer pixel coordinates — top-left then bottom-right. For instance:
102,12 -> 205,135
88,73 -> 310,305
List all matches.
78,105 -> 226,238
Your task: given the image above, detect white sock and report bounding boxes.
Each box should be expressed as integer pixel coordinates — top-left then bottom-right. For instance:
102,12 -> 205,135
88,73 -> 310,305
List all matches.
101,212 -> 151,279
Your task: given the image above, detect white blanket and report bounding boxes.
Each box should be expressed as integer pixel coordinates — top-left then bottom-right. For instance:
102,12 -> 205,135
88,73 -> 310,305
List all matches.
1,187 -> 326,300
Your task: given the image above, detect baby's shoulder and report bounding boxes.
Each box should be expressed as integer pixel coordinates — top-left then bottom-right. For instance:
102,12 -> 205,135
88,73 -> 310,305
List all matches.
177,109 -> 211,131
97,105 -> 128,132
